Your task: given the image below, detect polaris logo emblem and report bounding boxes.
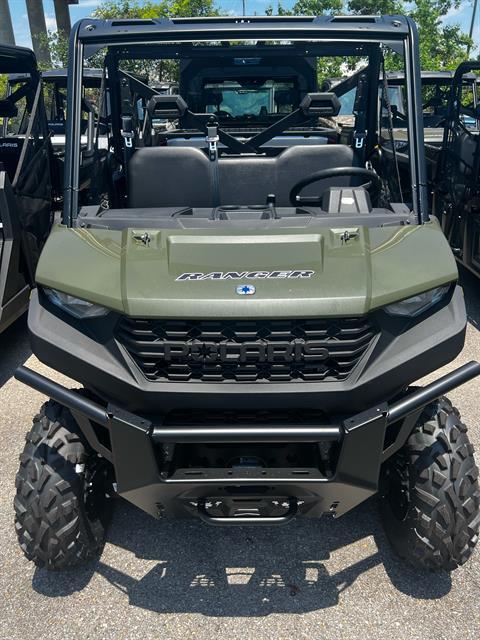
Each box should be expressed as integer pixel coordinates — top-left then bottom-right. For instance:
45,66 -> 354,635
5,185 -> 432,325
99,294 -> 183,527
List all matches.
176,270 -> 315,281
0,142 -> 19,148
158,340 -> 329,363
236,284 -> 255,295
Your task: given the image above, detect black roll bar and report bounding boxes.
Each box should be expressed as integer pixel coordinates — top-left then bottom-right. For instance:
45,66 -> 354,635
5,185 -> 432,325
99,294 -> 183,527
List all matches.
62,15 -> 429,226
15,361 -> 480,443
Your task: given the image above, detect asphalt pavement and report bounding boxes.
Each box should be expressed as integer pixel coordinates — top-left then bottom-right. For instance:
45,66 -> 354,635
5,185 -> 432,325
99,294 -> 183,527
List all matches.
0,268 -> 479,640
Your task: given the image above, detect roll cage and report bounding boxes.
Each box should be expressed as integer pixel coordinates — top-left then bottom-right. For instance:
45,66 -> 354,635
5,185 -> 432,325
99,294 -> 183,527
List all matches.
64,15 -> 429,225
383,70 -> 479,128
0,45 -> 53,332
8,68 -> 106,136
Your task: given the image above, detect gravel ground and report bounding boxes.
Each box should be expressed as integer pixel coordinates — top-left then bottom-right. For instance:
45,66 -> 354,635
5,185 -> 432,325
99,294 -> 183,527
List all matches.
0,268 -> 479,640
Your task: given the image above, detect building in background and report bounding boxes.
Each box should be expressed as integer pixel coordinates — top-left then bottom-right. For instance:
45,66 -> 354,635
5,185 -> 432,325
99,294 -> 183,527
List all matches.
55,0 -> 79,36
25,0 -> 52,65
0,1 -> 78,63
0,0 -> 15,46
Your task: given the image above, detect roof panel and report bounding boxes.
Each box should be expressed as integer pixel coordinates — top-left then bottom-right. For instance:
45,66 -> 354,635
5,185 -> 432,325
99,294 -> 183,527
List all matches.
75,15 -> 411,45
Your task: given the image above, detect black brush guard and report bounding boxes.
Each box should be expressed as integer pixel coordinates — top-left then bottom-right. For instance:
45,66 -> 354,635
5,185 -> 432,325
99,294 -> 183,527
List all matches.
15,361 -> 480,524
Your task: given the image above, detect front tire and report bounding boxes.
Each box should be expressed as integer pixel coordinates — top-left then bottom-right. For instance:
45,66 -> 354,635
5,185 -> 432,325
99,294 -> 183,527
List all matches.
14,400 -> 113,570
380,397 -> 480,571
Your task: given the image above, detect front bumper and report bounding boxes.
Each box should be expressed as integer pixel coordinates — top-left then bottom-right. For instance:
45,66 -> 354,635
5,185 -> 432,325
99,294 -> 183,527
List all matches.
16,361 -> 480,522
27,286 -> 467,414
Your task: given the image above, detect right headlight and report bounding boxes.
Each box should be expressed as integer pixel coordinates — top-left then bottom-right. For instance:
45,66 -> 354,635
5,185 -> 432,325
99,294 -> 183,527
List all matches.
384,285 -> 450,318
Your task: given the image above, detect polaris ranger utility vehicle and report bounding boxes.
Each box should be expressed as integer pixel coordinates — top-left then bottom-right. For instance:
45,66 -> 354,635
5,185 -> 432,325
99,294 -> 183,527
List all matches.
434,61 -> 480,279
0,45 -> 53,334
8,67 -> 113,209
8,68 -> 108,147
326,69 -> 480,200
382,70 -> 479,138
378,70 -> 479,198
14,16 -> 480,572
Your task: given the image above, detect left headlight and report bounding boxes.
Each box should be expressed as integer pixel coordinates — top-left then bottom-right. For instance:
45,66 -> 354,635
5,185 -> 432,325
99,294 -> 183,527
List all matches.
384,285 -> 450,318
44,288 -> 110,319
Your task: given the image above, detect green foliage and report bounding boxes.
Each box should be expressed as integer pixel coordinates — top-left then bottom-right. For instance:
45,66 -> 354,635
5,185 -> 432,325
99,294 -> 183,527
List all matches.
266,0 -> 341,16
347,0 -> 473,70
92,0 -> 162,17
38,0 -> 473,80
40,31 -> 69,69
409,0 -> 472,70
264,0 -> 473,79
0,74 -> 7,98
291,0 -> 342,13
92,0 -> 217,19
91,0 -> 218,82
348,0 -> 403,14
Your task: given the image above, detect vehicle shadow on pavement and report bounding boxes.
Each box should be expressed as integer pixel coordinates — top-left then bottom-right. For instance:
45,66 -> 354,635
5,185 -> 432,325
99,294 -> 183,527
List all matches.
459,266 -> 480,329
0,314 -> 31,388
31,498 -> 452,616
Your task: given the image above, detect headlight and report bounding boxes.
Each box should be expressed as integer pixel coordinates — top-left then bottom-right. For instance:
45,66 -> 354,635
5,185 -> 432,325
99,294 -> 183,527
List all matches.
384,285 -> 450,318
44,288 -> 109,319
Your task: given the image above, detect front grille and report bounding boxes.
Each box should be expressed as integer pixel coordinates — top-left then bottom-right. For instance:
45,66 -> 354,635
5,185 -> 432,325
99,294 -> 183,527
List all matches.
116,317 -> 376,383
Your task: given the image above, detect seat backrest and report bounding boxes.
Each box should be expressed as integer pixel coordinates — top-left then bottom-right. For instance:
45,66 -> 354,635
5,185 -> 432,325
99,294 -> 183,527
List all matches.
219,145 -> 354,206
455,131 -> 479,177
128,144 -> 355,208
129,146 -> 213,208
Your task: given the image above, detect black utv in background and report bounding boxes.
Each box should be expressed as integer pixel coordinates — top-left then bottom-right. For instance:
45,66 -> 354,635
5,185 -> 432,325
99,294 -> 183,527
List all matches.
11,15 -> 480,573
8,67 -> 112,209
434,61 -> 480,279
326,68 -> 480,206
0,45 -> 53,334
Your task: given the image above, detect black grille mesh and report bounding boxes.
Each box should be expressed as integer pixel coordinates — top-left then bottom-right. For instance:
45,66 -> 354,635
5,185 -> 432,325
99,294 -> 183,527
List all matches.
116,317 -> 376,383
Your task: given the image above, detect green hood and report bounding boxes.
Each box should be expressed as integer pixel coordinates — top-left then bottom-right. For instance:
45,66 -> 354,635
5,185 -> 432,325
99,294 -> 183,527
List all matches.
35,220 -> 457,318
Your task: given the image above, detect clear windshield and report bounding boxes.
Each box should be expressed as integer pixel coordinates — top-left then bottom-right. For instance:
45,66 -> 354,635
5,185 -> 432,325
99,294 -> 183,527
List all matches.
203,80 -> 297,118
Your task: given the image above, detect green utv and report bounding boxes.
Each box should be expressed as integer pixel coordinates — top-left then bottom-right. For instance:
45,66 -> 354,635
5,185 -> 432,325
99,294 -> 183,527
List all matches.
13,16 -> 480,572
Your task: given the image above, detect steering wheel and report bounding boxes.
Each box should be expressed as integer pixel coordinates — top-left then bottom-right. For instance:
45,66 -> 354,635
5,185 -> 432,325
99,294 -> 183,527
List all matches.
289,167 -> 382,206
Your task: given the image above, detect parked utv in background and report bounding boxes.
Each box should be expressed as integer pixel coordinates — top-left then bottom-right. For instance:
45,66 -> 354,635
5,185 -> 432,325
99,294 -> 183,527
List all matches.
0,45 -> 53,334
9,68 -> 107,145
178,49 -> 324,131
8,67 -> 112,208
327,69 -> 479,201
13,16 -> 480,573
434,61 -> 480,279
381,70 -> 478,140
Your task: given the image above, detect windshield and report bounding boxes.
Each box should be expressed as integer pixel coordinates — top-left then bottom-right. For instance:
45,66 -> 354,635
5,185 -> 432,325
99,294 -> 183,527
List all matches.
203,80 -> 297,117
338,85 -> 403,116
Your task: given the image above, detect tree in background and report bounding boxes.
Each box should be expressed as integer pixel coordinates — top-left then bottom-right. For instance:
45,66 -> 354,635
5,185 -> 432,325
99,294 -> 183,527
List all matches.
409,0 -> 472,69
349,0 -> 472,70
45,0 -> 217,68
266,0 -> 342,14
267,0 -> 473,70
93,0 -> 217,19
41,0 -> 473,76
